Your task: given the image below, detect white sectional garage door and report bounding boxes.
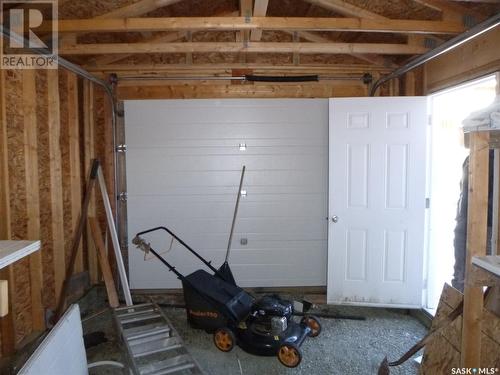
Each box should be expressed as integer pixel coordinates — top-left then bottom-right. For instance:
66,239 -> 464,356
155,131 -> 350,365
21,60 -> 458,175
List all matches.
125,99 -> 328,289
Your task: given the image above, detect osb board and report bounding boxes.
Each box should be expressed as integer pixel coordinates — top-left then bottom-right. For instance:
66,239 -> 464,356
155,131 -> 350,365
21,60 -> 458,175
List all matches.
35,71 -> 57,310
421,284 -> 500,374
4,69 -> 31,344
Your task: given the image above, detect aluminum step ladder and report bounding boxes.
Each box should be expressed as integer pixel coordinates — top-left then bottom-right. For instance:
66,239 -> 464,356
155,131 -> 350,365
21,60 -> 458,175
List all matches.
113,303 -> 204,375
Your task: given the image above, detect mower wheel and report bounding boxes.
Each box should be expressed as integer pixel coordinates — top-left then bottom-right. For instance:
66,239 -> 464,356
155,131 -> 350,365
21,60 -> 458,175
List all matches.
213,328 -> 235,352
277,343 -> 302,368
302,315 -> 322,337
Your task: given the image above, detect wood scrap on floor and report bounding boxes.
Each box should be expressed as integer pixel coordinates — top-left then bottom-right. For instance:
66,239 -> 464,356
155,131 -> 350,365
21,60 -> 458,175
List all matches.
420,284 -> 500,374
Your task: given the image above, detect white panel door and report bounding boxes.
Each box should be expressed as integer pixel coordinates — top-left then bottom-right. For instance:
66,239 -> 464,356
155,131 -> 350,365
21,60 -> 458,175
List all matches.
125,99 -> 328,289
328,97 -> 427,307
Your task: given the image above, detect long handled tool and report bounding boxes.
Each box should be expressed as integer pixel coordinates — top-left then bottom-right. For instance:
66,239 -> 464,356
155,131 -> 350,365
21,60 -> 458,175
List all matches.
218,165 -> 246,285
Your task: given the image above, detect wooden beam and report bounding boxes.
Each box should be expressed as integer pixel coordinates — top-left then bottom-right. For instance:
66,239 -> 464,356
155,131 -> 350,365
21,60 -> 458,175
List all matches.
304,0 -> 387,19
286,30 -> 395,67
0,62 -> 15,358
85,62 -> 392,73
61,42 -> 428,55
461,131 -> 490,367
83,81 -> 98,285
46,70 -> 65,303
88,32 -> 186,67
54,17 -> 465,34
250,0 -> 269,41
238,0 -> 253,44
117,82 -> 368,100
67,72 -> 83,274
22,70 -> 45,331
414,0 -> 486,20
95,0 -> 183,19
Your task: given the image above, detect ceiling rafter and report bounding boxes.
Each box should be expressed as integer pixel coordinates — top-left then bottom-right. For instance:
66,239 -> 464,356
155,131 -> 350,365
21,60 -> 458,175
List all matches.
286,30 -> 397,67
304,0 -> 387,20
95,0 -> 184,19
413,0 -> 487,21
60,41 -> 428,55
53,17 -> 465,34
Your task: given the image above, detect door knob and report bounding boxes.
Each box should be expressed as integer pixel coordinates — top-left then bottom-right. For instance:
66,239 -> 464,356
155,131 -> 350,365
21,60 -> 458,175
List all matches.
331,216 -> 339,223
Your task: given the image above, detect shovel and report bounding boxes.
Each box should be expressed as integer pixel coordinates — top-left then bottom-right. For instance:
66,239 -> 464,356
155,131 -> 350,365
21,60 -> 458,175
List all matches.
217,165 -> 246,285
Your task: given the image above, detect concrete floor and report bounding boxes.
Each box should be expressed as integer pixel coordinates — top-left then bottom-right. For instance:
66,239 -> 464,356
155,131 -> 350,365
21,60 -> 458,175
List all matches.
82,287 -> 427,375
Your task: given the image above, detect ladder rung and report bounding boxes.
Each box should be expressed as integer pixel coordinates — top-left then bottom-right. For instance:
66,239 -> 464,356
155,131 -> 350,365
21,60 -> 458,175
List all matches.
129,330 -> 171,346
149,363 -> 195,375
115,303 -> 155,312
120,312 -> 162,324
131,336 -> 183,358
139,354 -> 193,375
126,325 -> 171,341
117,307 -> 157,319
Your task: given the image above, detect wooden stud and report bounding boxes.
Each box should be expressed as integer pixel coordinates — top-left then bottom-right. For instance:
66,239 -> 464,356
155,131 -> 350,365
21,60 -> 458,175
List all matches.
67,72 -> 83,273
47,69 -> 66,302
83,81 -> 98,285
54,17 -> 465,35
88,218 -> 119,308
60,41 -> 428,56
0,66 -> 15,357
405,71 -> 416,96
102,92 -> 117,278
461,131 -> 490,367
250,0 -> 269,41
22,70 -> 45,331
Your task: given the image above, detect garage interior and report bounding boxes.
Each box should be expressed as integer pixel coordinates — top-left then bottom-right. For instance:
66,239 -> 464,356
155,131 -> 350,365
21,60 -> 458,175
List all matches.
0,0 -> 500,374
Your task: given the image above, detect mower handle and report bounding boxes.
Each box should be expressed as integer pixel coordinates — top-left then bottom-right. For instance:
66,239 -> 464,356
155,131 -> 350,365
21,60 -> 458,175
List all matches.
135,226 -> 223,276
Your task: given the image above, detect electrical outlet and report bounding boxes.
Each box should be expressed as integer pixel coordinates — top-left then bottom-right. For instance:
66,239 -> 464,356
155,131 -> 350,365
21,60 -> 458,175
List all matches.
240,238 -> 248,245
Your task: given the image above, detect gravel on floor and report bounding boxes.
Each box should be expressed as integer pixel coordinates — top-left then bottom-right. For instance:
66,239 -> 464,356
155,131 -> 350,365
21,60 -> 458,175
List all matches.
81,287 -> 427,375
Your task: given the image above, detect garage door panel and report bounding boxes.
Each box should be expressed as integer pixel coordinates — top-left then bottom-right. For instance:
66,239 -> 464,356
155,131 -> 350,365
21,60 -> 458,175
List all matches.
126,99 -> 328,288
128,145 -> 326,157
127,150 -> 325,172
128,170 -> 326,195
125,100 -> 327,127
128,138 -> 327,149
127,122 -> 326,143
128,196 -> 325,219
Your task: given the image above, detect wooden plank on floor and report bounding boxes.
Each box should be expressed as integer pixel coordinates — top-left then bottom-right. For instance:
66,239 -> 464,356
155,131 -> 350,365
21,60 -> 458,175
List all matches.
83,80 -> 98,285
22,69 -> 45,331
461,131 -> 490,367
47,69 -> 65,302
0,67 -> 16,356
67,72 -> 83,274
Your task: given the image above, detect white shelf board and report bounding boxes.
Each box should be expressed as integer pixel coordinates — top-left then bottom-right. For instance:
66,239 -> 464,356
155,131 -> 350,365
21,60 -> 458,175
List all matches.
472,255 -> 500,278
0,240 -> 41,270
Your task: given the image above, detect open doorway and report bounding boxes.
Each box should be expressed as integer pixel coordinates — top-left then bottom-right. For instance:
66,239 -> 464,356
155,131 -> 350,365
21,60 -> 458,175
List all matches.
426,75 -> 497,312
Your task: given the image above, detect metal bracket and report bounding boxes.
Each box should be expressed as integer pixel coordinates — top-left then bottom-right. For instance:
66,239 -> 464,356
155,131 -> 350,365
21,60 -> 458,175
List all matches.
118,192 -> 128,202
116,144 -> 127,153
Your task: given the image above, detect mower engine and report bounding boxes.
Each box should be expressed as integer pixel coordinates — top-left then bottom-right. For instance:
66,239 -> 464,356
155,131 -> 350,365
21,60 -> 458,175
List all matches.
251,295 -> 293,336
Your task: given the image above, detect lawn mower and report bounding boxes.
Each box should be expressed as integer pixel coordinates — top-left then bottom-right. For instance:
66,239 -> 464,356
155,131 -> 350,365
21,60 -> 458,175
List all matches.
132,226 -> 321,368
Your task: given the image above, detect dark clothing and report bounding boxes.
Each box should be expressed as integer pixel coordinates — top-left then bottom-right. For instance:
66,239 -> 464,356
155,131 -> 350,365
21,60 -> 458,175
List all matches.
452,150 -> 494,292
